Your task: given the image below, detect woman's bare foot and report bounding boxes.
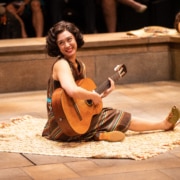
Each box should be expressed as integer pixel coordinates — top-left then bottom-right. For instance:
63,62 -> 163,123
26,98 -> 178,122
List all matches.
135,4 -> 147,13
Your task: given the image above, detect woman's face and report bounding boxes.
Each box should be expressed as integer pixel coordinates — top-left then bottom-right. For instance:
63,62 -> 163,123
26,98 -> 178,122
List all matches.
56,30 -> 77,60
178,22 -> 180,32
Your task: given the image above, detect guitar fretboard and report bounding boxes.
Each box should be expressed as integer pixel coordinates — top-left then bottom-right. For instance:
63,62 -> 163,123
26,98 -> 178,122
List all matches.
95,64 -> 127,94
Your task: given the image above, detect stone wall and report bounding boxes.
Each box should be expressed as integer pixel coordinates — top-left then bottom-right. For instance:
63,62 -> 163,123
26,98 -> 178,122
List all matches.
0,33 -> 180,93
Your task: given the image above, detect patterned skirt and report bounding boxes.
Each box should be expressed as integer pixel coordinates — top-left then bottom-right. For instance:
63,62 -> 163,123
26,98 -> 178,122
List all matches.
42,107 -> 131,142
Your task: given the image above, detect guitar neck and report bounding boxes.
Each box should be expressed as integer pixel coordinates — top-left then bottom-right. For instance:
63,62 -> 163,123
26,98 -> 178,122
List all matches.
95,71 -> 124,94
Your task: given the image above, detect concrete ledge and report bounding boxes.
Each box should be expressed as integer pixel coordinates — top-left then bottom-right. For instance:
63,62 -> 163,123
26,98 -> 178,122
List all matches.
0,32 -> 180,93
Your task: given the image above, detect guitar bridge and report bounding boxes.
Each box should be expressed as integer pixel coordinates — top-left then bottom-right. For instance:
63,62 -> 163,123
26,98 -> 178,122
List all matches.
71,98 -> 83,120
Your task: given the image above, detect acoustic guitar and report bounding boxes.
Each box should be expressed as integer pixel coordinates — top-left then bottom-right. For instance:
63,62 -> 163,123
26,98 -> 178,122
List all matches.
52,64 -> 127,136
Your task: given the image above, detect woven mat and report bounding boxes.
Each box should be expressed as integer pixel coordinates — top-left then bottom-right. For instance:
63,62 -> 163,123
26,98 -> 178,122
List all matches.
0,115 -> 180,160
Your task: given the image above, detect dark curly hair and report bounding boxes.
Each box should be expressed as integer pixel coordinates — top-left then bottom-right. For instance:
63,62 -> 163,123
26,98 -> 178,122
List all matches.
46,21 -> 85,57
174,12 -> 180,33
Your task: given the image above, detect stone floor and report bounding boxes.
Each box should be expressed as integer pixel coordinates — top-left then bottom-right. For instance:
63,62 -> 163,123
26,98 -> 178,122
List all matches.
0,81 -> 180,180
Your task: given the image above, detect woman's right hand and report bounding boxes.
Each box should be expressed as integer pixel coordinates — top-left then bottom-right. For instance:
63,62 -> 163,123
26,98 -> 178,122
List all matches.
91,91 -> 102,106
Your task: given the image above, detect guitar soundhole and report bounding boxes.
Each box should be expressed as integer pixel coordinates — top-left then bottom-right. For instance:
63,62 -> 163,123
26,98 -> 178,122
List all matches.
86,99 -> 93,106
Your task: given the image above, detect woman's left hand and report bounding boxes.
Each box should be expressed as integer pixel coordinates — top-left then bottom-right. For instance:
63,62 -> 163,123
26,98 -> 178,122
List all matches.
100,78 -> 115,98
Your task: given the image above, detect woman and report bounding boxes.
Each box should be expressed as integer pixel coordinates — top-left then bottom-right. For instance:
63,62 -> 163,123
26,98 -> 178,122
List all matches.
101,0 -> 147,32
6,0 -> 44,37
42,21 -> 180,142
174,11 -> 180,33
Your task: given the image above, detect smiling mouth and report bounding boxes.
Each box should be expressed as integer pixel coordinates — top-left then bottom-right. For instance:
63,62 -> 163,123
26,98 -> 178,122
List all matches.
66,48 -> 73,53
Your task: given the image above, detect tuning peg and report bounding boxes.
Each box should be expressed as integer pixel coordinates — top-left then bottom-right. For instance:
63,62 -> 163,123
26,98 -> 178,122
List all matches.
114,64 -> 123,72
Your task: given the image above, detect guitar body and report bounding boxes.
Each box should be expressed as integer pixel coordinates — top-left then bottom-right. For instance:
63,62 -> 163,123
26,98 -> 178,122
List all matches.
52,78 -> 103,136
52,64 -> 127,136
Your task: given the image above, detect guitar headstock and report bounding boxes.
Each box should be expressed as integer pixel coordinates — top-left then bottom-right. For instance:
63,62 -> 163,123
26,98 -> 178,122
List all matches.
114,64 -> 127,77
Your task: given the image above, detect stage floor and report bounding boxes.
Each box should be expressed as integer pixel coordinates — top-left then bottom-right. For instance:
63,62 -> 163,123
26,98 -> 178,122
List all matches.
0,81 -> 180,179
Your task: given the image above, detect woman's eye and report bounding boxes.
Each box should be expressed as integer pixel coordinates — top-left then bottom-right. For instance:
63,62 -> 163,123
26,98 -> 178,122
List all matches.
67,37 -> 72,42
58,41 -> 64,46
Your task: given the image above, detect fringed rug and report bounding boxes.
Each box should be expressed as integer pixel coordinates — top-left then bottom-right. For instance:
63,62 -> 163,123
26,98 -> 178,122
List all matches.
0,115 -> 180,160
